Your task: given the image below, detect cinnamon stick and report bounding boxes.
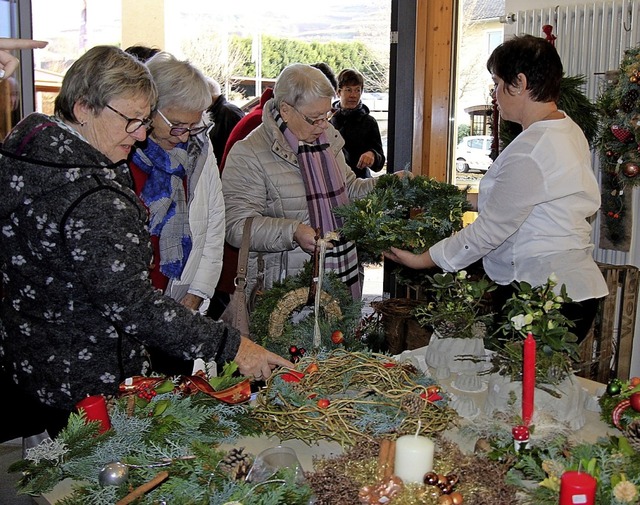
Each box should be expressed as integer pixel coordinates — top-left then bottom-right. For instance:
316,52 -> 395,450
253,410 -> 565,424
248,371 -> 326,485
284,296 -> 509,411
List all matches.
384,440 -> 396,479
115,470 -> 169,505
377,439 -> 391,479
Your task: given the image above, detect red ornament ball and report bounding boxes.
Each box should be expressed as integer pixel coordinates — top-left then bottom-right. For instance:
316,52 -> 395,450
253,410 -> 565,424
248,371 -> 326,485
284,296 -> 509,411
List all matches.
623,161 -> 640,177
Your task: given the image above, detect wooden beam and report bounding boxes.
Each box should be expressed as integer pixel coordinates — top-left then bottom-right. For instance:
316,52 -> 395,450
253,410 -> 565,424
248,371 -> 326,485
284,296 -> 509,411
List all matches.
413,0 -> 455,181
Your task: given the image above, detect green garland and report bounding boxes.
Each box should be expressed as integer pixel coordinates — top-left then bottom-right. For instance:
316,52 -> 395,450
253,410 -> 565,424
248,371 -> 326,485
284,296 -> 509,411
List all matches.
333,174 -> 471,265
596,46 -> 640,246
9,393 -> 312,504
250,262 -> 364,357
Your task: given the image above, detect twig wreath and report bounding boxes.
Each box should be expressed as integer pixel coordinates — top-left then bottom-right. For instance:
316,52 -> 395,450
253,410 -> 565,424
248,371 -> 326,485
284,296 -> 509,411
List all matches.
333,174 -> 472,265
252,349 -> 457,447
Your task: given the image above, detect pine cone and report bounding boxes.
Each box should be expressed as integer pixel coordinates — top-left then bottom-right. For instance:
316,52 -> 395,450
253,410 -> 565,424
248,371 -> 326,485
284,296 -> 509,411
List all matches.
219,447 -> 252,480
400,392 -> 424,417
624,418 -> 640,452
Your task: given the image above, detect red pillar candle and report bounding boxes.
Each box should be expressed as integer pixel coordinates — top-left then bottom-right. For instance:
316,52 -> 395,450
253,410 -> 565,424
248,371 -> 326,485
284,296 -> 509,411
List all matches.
76,395 -> 111,433
559,471 -> 597,505
522,332 -> 536,426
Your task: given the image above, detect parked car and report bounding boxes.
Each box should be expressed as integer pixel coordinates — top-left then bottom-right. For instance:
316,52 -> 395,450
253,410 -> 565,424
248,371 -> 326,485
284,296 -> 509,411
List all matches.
455,135 -> 493,173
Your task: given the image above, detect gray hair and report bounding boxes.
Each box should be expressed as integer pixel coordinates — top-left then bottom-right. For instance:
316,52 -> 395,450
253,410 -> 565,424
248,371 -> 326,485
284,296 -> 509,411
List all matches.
145,52 -> 210,112
206,77 -> 221,98
273,63 -> 335,109
55,45 -> 157,123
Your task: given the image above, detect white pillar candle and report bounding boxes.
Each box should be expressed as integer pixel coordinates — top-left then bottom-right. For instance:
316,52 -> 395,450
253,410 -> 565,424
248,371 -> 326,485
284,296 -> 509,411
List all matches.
393,433 -> 435,484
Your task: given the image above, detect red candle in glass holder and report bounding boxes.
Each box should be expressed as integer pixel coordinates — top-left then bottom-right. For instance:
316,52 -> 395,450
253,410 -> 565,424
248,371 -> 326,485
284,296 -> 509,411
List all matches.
559,470 -> 596,505
76,395 -> 111,433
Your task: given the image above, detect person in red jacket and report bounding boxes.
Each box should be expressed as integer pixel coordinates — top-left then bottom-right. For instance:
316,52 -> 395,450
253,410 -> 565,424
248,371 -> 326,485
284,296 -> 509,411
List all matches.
208,87 -> 274,319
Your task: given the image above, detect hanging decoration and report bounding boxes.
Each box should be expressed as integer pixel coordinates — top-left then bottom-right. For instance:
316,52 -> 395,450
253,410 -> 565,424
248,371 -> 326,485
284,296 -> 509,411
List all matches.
595,46 -> 640,249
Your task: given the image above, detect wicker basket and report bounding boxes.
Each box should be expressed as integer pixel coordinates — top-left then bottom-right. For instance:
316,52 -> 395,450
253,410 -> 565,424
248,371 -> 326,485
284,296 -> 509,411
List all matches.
371,298 -> 427,354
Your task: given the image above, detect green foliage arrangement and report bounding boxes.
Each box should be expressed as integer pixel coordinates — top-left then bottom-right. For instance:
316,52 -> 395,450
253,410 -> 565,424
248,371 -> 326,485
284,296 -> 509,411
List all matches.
8,393 -> 315,504
333,174 -> 472,265
595,45 -> 640,245
413,270 -> 496,339
490,275 -> 578,385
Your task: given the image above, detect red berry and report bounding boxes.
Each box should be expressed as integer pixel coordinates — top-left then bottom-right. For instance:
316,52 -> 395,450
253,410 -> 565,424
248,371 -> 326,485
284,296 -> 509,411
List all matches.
331,330 -> 344,344
317,398 -> 330,408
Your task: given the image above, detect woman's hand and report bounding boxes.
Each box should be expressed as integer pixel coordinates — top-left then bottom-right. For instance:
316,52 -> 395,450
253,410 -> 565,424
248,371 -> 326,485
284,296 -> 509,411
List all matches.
234,336 -> 293,381
384,246 -> 435,270
0,38 -> 48,79
294,223 -> 320,253
180,293 -> 203,312
357,150 -> 375,169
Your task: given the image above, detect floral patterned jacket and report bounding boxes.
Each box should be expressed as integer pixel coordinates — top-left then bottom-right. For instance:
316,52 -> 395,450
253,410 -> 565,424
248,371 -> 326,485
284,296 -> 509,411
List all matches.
0,114 -> 239,410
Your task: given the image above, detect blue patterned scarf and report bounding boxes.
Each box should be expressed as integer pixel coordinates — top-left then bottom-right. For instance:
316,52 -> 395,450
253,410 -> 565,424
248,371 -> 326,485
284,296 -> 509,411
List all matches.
132,137 -> 201,279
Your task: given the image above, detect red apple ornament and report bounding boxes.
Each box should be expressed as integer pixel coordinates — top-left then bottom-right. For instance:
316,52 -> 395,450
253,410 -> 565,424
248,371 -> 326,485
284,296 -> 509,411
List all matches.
331,330 -> 344,344
630,392 -> 640,412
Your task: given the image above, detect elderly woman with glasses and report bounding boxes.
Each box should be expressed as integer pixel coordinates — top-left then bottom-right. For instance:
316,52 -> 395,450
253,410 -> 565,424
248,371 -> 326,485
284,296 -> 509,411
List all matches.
130,51 -> 223,314
222,63 -> 377,300
0,46 -> 290,438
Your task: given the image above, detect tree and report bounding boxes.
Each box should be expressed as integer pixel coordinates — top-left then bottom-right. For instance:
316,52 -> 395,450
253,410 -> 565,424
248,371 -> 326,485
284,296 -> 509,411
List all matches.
231,35 -> 388,92
181,32 -> 249,95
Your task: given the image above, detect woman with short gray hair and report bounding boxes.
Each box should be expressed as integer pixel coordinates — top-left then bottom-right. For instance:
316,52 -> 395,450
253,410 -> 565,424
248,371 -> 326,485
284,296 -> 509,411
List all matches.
222,63 -> 376,300
0,45 -> 289,437
130,51 -> 225,314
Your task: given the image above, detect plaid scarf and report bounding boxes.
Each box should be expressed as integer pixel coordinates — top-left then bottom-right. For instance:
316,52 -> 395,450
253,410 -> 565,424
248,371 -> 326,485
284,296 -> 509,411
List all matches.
131,137 -> 204,279
274,107 -> 361,299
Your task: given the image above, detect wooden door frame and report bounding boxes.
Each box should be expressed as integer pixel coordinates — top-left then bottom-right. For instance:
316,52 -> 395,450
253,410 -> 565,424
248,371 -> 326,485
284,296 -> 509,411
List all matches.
413,0 -> 457,182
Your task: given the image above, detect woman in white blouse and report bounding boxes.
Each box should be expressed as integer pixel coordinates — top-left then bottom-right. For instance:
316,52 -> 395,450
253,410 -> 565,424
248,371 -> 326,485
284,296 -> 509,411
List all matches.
386,34 -> 607,342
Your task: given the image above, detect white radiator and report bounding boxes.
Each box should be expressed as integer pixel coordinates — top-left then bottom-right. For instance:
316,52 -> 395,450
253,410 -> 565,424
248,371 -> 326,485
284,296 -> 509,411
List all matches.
505,1 -> 640,266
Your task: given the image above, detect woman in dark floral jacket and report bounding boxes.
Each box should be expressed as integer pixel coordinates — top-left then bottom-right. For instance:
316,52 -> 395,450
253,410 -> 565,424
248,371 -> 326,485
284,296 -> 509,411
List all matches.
0,45 -> 289,437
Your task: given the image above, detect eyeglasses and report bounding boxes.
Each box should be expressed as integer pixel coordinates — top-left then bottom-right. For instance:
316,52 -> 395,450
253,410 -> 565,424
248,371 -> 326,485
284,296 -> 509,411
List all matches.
105,104 -> 152,133
156,110 -> 209,137
286,102 -> 335,127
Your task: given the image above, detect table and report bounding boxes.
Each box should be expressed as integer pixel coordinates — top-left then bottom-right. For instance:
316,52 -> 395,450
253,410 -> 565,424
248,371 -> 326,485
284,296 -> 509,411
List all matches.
37,347 -> 615,503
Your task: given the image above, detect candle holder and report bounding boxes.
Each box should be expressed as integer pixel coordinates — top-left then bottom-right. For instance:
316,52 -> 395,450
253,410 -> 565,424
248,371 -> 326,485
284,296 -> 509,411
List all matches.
245,446 -> 305,485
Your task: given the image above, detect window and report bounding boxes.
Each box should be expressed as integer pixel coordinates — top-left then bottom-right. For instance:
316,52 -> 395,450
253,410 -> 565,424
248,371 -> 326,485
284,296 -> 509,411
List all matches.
487,30 -> 502,55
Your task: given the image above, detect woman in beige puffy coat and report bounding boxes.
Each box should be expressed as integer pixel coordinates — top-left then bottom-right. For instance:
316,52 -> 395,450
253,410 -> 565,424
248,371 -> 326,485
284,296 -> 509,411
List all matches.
222,63 -> 376,299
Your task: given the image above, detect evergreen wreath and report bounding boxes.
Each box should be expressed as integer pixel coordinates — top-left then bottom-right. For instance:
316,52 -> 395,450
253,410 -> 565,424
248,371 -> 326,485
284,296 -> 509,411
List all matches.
9,393 -> 313,504
596,46 -> 640,246
250,262 -> 364,357
333,174 -> 472,265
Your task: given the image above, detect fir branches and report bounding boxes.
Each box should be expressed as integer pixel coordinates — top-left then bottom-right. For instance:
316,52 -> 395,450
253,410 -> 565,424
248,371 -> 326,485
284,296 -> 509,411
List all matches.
333,174 -> 471,265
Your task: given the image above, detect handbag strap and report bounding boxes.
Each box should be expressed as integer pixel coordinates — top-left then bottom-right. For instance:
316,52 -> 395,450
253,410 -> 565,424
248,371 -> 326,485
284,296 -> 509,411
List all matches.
235,217 -> 253,292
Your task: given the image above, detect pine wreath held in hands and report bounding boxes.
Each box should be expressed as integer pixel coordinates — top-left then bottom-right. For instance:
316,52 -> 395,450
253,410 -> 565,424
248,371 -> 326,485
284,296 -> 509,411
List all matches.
596,46 -> 640,248
333,174 -> 471,265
